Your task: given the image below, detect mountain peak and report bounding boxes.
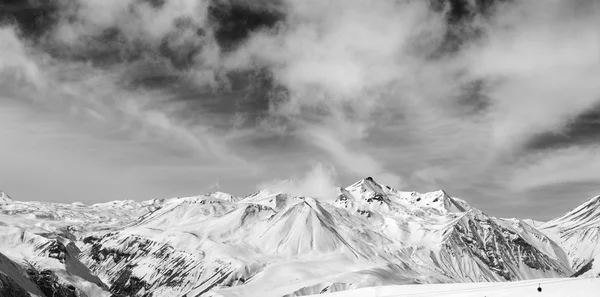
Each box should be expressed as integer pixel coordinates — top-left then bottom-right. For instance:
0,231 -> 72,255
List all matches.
541,194 -> 600,272
348,176 -> 386,191
435,189 -> 449,196
543,195 -> 600,230
207,191 -> 239,202
0,190 -> 13,204
584,195 -> 600,208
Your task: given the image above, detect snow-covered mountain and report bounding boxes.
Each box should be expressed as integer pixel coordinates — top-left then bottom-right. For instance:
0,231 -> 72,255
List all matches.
0,189 -> 158,297
1,190 -> 13,205
539,195 -> 600,277
0,180 -> 598,297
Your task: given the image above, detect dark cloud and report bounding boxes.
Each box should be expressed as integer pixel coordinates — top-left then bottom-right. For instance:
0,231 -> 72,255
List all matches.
1,0 -> 599,217
0,0 -> 60,39
430,0 -> 506,56
208,0 -> 285,52
136,68 -> 280,132
0,0 -> 288,138
525,104 -> 600,151
141,0 -> 166,9
0,0 -> 283,72
454,79 -> 493,115
508,181 -> 600,220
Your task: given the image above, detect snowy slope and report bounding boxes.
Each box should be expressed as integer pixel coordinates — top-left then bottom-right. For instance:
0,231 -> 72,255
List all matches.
72,178 -> 573,297
77,191 -> 436,297
0,190 -> 13,205
337,178 -> 571,281
523,219 -> 546,228
0,181 -> 598,297
540,195 -> 600,272
0,196 -> 153,238
301,277 -> 600,297
0,223 -> 110,297
0,250 -> 45,297
0,189 -> 151,297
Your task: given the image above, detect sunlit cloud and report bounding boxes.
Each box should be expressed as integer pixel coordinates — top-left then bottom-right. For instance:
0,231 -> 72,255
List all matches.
0,0 -> 599,219
508,145 -> 600,192
257,163 -> 339,201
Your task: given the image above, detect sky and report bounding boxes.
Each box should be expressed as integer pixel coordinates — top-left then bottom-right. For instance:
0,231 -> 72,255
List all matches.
0,0 -> 599,220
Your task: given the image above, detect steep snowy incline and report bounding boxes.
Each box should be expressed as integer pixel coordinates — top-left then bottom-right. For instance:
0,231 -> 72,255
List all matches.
572,252 -> 600,278
73,178 -> 575,297
433,210 -> 572,282
77,194 -> 420,297
0,191 -> 154,296
540,195 -> 600,272
543,196 -> 600,229
0,223 -> 111,297
336,178 -> 571,281
1,179 -> 597,297
0,190 -> 13,205
0,250 -> 45,297
77,192 -> 275,297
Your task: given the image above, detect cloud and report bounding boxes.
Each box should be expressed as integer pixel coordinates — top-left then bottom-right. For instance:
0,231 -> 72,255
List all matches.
0,23 -> 257,203
0,27 -> 44,87
227,0 -> 599,194
1,0 -> 599,218
221,0 -> 450,185
1,22 -> 248,164
257,163 -> 339,200
53,0 -> 210,45
226,0 -> 446,107
463,0 -> 600,152
298,123 -> 404,189
508,145 -> 600,192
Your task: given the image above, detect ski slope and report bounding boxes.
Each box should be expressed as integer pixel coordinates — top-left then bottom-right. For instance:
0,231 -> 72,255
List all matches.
303,277 -> 600,297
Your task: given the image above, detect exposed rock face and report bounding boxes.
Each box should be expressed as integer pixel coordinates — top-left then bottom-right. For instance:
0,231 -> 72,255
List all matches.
27,269 -> 78,297
1,248 -> 88,297
0,273 -> 32,297
110,269 -> 153,297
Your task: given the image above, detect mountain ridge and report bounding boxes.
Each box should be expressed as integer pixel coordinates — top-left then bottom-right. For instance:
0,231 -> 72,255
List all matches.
0,178 -> 599,297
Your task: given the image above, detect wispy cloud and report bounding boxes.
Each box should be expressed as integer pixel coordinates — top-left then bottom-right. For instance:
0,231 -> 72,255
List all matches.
0,27 -> 44,87
297,124 -> 404,188
508,145 -> 600,192
0,20 -> 254,202
257,163 -> 339,201
1,0 -> 599,219
225,0 -> 600,216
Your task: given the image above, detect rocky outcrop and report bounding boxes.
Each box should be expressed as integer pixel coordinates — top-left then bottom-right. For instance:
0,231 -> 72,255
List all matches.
27,269 -> 78,297
0,273 -> 32,297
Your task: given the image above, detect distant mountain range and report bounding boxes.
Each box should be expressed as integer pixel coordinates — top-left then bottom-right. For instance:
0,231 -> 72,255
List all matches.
0,177 -> 598,297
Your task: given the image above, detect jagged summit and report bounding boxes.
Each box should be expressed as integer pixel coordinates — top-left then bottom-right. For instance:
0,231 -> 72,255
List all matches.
341,177 -> 471,215
0,190 -> 13,205
230,177 -> 471,216
348,176 -> 388,191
